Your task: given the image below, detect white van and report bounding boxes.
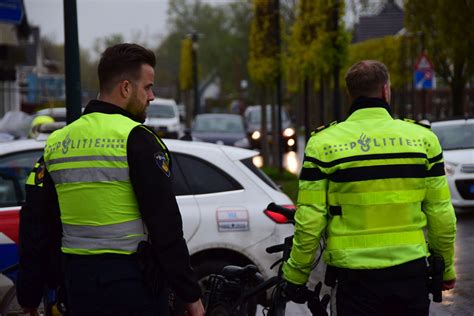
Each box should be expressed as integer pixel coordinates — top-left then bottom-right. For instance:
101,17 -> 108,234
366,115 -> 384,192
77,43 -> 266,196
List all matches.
144,98 -> 183,139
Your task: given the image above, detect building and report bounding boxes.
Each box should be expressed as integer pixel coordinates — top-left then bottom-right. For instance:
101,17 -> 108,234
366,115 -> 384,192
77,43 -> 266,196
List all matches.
352,0 -> 404,43
0,0 -> 31,116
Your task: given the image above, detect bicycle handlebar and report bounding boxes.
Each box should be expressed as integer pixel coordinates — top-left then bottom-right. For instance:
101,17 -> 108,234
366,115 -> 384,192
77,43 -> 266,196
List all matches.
266,244 -> 285,254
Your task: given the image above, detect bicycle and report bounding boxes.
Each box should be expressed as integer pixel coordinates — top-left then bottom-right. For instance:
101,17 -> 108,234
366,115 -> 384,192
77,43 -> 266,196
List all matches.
203,203 -> 330,316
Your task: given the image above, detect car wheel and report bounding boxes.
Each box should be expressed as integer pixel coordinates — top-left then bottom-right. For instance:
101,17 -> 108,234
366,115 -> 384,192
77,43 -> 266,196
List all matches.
195,260 -> 258,316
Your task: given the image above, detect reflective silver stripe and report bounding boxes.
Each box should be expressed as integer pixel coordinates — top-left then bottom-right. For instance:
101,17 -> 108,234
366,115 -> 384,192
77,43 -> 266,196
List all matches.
62,234 -> 146,251
50,167 -> 129,184
48,155 -> 128,165
63,219 -> 144,238
62,219 -> 146,251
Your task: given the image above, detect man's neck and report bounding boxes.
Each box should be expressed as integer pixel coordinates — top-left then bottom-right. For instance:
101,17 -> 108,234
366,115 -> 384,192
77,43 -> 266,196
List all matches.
98,94 -> 126,111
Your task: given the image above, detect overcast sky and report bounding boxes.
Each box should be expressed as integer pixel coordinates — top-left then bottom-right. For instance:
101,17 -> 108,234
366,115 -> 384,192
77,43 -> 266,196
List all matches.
23,0 -> 235,53
23,0 -> 170,51
23,0 -> 367,54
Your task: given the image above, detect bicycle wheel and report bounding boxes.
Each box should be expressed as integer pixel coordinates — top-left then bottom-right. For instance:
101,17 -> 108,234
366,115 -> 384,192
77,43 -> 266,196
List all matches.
267,285 -> 286,316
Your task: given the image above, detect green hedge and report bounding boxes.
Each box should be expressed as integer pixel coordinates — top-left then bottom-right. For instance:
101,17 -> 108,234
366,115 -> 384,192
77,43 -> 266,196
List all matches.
262,167 -> 299,203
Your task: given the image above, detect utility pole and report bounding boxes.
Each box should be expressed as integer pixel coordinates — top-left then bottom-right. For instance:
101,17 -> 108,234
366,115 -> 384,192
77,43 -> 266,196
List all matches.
63,0 -> 81,124
275,0 -> 283,172
332,0 -> 341,121
191,32 -> 200,117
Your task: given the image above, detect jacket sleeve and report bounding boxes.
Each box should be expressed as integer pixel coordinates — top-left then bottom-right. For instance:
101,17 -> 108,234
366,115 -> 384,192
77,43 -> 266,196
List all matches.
422,132 -> 457,281
282,136 -> 328,285
127,126 -> 201,303
17,157 -> 62,308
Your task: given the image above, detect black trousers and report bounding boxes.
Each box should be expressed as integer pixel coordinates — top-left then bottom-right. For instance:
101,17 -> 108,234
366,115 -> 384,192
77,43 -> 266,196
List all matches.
64,254 -> 169,316
335,258 -> 430,316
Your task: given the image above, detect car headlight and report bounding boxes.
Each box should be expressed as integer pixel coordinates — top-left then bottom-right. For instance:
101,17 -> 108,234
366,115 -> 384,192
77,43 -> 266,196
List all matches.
251,131 -> 261,140
444,161 -> 457,176
283,127 -> 295,137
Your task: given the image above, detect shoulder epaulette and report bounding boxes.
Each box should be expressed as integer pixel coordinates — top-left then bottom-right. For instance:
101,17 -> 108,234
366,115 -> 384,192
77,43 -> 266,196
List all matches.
311,121 -> 338,136
403,118 -> 431,129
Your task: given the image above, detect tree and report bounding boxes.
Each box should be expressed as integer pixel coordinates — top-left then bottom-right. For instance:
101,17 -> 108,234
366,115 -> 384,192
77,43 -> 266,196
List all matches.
346,35 -> 410,90
92,34 -> 125,58
248,0 -> 279,85
405,0 -> 474,116
179,38 -> 194,91
286,0 -> 349,137
157,0 -> 252,102
248,0 -> 281,167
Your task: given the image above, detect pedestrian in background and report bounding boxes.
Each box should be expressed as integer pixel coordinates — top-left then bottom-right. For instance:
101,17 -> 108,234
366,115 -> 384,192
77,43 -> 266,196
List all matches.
282,60 -> 456,315
18,43 -> 204,316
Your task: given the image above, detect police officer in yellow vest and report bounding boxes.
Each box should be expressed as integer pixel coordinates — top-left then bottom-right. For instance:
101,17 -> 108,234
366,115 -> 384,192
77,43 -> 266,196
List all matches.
282,60 -> 456,315
17,156 -> 63,315
18,43 -> 204,316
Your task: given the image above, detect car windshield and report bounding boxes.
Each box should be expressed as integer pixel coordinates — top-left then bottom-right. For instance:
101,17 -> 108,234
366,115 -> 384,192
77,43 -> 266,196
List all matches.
193,116 -> 245,133
247,107 -> 289,124
432,123 -> 474,150
147,104 -> 175,118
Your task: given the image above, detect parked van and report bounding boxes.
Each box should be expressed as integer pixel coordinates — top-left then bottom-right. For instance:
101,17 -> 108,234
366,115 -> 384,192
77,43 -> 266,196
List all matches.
144,98 -> 183,139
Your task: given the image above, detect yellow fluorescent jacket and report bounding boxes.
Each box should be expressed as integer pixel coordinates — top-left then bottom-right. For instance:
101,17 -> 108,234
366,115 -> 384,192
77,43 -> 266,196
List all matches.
282,108 -> 456,284
44,112 -> 145,255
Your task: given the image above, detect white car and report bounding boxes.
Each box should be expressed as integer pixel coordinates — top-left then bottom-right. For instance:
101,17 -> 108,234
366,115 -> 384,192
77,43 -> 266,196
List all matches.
144,98 -> 183,139
0,138 -> 294,306
431,119 -> 474,208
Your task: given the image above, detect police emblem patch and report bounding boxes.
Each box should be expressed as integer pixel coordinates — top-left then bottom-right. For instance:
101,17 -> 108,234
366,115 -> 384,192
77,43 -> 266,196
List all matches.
154,151 -> 170,177
35,161 -> 45,185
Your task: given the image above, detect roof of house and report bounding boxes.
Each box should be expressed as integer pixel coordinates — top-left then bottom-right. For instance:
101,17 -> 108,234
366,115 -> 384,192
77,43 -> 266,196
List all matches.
352,0 -> 404,43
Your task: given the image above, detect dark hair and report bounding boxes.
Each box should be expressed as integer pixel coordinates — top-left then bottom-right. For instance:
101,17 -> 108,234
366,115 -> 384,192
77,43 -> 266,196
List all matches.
98,43 -> 156,94
344,60 -> 389,99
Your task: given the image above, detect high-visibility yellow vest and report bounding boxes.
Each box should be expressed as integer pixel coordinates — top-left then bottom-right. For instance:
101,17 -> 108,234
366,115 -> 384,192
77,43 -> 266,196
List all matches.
283,107 -> 456,284
44,112 -> 148,255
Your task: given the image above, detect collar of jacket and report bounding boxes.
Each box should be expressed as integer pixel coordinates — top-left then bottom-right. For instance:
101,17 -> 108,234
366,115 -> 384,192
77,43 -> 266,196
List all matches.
83,99 -> 144,123
347,97 -> 393,121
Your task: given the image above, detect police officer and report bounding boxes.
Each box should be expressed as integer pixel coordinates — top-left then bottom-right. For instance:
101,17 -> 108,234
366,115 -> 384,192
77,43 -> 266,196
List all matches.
29,115 -> 55,138
18,43 -> 204,316
282,60 -> 456,315
17,156 -> 63,315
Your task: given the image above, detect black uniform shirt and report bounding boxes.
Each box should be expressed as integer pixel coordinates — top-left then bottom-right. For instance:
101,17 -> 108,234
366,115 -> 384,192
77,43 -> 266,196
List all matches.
18,100 -> 201,307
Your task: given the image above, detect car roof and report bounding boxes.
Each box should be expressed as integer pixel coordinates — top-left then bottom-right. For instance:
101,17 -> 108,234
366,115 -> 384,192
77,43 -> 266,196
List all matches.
431,118 -> 474,127
244,104 -> 288,114
0,139 -> 45,155
0,138 -> 258,162
164,139 -> 258,161
195,113 -> 242,120
149,98 -> 177,106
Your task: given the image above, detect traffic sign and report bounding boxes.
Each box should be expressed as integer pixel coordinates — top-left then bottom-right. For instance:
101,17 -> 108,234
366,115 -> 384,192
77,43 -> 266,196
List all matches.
414,69 -> 433,90
0,0 -> 24,25
414,52 -> 433,71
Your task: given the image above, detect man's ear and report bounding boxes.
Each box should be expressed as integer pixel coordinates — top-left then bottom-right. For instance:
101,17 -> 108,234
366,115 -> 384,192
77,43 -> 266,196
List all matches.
381,83 -> 390,102
119,80 -> 131,98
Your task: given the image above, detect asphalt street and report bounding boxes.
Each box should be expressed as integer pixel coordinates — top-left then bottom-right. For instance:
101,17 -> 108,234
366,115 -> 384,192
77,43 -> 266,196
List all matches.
430,207 -> 474,316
